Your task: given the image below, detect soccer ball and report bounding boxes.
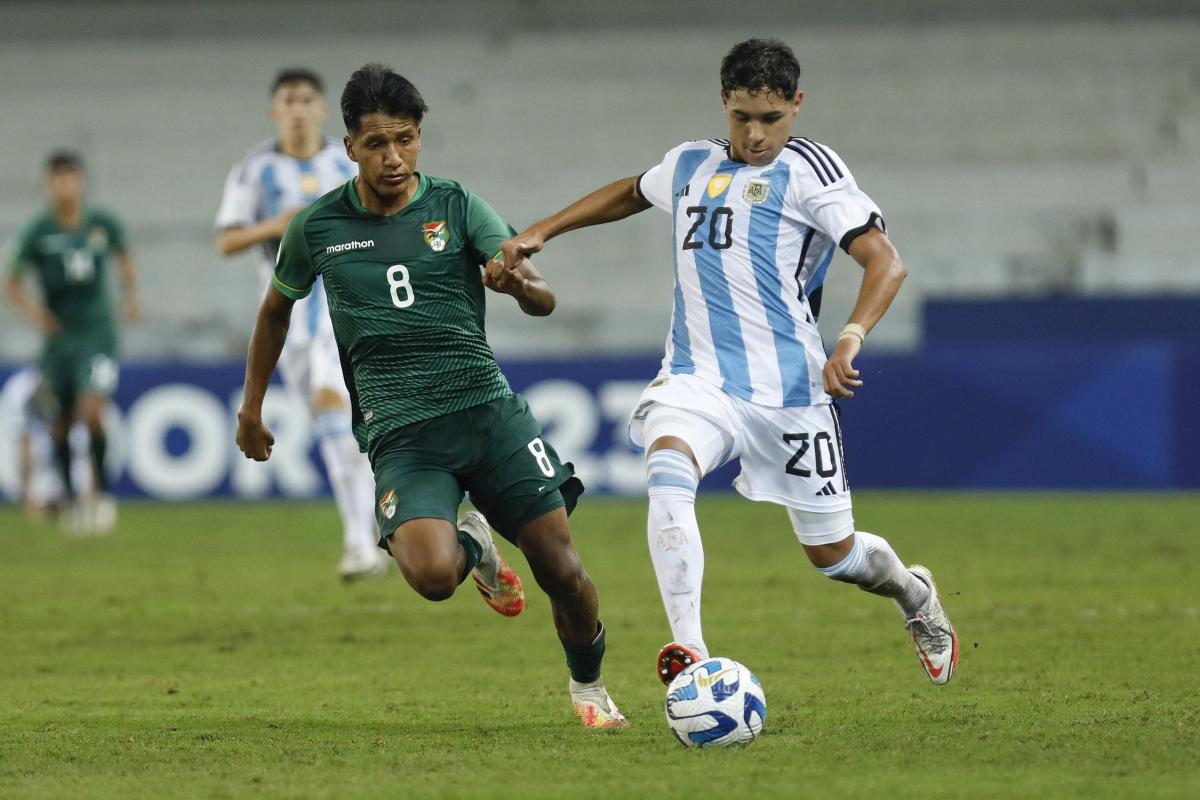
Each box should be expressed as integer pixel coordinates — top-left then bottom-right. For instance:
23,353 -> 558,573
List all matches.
665,657 -> 766,747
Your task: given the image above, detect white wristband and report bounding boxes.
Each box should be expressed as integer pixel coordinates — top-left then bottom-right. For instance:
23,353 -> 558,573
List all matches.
838,323 -> 867,344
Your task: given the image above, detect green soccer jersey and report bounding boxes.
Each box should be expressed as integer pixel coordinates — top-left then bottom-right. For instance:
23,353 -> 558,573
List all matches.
8,207 -> 126,355
272,174 -> 516,454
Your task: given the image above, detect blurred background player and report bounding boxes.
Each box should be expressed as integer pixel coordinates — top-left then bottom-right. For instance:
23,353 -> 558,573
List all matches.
0,366 -> 91,520
499,39 -> 957,686
5,150 -> 138,533
216,68 -> 387,581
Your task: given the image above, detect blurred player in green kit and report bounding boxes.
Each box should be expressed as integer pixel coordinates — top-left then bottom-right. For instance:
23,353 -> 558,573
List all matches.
5,151 -> 141,533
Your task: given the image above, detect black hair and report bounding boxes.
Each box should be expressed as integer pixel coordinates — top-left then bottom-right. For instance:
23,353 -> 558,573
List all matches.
271,67 -> 324,95
340,63 -> 428,134
720,38 -> 801,98
44,149 -> 83,172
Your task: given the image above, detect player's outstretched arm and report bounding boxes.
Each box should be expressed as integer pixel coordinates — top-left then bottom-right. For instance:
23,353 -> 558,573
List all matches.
483,256 -> 555,316
216,208 -> 302,256
823,229 -> 908,398
116,251 -> 141,322
4,272 -> 59,334
497,176 -> 651,269
236,287 -> 294,461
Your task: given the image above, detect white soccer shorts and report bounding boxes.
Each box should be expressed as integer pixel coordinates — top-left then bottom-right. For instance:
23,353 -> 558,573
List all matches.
629,372 -> 852,514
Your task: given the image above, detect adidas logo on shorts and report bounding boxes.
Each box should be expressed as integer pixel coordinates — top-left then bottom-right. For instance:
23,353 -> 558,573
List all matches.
815,481 -> 839,496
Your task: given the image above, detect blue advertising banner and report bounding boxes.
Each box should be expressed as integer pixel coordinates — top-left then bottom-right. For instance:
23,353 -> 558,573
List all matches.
2,340 -> 1197,501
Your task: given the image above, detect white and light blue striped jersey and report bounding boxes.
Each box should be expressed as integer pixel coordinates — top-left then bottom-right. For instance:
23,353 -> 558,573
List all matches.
637,137 -> 884,408
215,137 -> 355,283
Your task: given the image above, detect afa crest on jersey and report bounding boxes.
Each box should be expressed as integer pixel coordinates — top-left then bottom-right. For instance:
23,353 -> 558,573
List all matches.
743,178 -> 770,204
379,489 -> 397,520
422,220 -> 449,252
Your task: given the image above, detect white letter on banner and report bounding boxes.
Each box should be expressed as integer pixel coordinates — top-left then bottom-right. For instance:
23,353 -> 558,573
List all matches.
126,385 -> 227,499
228,388 -> 320,497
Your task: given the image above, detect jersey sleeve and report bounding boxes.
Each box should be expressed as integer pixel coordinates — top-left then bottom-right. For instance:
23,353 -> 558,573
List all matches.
635,142 -> 689,212
5,222 -> 39,275
787,141 -> 885,252
464,190 -> 517,264
99,211 -> 128,253
270,212 -> 315,299
215,159 -> 260,230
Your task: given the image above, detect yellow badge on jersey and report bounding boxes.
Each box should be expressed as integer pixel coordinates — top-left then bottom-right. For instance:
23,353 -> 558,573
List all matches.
706,173 -> 733,198
422,220 -> 448,252
300,172 -> 321,199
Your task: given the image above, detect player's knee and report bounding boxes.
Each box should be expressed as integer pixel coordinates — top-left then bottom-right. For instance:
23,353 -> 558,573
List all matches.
526,541 -> 589,597
405,565 -> 459,602
789,507 -> 857,573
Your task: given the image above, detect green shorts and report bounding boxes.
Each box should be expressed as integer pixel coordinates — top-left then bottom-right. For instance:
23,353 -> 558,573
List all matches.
41,346 -> 120,417
371,393 -> 584,549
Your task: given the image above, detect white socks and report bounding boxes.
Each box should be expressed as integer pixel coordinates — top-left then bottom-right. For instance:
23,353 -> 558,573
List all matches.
315,411 -> 379,556
646,449 -> 709,658
818,531 -> 930,617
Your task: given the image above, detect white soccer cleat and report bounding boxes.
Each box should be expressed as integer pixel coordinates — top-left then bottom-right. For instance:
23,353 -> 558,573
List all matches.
569,678 -> 629,729
903,565 -> 958,685
92,494 -> 118,535
337,548 -> 390,582
457,510 -> 524,616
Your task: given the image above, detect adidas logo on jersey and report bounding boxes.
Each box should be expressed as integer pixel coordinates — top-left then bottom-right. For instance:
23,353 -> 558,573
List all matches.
815,482 -> 839,496
325,239 -> 375,254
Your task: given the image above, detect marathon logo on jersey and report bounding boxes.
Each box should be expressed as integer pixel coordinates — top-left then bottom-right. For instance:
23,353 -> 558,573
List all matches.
325,239 -> 375,255
422,221 -> 448,252
379,489 -> 397,520
706,174 -> 733,198
743,178 -> 770,205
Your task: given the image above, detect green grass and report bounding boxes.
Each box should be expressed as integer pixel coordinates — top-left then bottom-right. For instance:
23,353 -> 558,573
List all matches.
1,494 -> 1198,799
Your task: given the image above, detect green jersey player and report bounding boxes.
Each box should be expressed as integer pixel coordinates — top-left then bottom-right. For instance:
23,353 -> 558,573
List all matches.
5,151 -> 141,533
235,64 -> 626,729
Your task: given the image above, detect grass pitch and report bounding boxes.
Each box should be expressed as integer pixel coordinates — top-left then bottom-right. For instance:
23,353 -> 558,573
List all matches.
1,493 -> 1198,799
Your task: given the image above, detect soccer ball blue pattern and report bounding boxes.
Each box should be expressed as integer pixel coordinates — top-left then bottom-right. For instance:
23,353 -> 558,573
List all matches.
665,657 -> 766,747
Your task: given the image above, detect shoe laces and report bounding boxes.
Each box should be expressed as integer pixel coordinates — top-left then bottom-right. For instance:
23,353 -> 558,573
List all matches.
906,612 -> 951,655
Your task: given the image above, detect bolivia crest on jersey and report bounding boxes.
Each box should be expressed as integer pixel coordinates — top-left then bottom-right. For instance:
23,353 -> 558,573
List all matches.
87,226 -> 109,251
743,178 -> 770,204
379,489 -> 397,520
422,220 -> 448,252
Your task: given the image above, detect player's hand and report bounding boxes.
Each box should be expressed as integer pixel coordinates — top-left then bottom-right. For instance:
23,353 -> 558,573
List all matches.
483,258 -> 529,298
823,337 -> 864,398
498,230 -> 545,270
236,411 -> 275,461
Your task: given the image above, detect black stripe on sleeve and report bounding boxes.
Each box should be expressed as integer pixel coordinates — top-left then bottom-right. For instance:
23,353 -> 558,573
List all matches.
796,139 -> 838,184
838,211 -> 886,253
801,138 -> 844,180
635,170 -> 650,202
784,143 -> 830,186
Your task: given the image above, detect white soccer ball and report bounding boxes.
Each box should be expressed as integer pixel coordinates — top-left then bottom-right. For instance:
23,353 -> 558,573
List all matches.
665,657 -> 766,748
